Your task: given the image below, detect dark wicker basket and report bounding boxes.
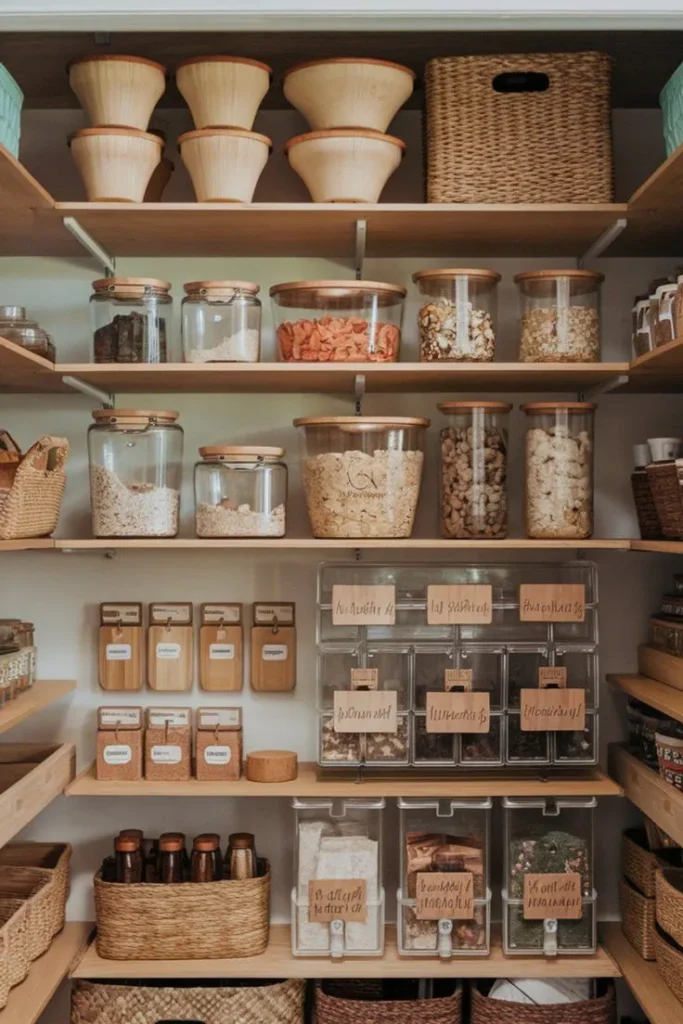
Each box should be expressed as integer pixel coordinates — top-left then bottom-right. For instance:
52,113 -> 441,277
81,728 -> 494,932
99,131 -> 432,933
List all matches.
620,877 -> 656,960
316,981 -> 462,1024
470,984 -> 616,1024
632,471 -> 662,539
622,828 -> 660,898
647,461 -> 683,539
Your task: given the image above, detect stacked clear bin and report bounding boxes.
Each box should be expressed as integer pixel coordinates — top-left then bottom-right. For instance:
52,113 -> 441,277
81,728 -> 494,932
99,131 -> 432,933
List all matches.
398,798 -> 491,958
317,562 -> 598,769
503,797 -> 597,956
291,797 -> 385,958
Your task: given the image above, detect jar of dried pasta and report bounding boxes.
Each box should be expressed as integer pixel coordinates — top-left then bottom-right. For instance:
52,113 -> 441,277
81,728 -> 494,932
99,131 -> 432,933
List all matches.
413,268 -> 500,361
515,270 -> 603,363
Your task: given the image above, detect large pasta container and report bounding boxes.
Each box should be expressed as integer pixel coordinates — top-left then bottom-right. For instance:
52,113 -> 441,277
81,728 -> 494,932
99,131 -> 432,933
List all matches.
397,797 -> 491,958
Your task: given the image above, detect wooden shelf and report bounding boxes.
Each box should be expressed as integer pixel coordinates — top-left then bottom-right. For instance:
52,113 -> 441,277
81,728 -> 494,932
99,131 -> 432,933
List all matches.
626,336 -> 683,392
0,146 -> 78,258
618,141 -> 683,257
601,923 -> 683,1024
70,922 -> 620,980
53,537 -> 631,552
631,540 -> 683,554
609,743 -> 683,847
0,922 -> 92,1024
0,681 -> 75,736
608,673 -> 683,722
66,760 -> 623,798
0,539 -> 55,552
0,743 -> 75,848
0,336 -> 57,394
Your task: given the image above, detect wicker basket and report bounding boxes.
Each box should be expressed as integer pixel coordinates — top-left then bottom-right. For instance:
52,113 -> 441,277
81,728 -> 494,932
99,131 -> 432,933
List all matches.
71,978 -> 306,1024
0,868 -> 54,961
470,984 -> 616,1024
94,863 -> 270,960
622,828 -> 660,898
632,473 -> 662,540
316,981 -> 462,1024
620,877 -> 656,960
424,51 -> 613,204
655,924 -> 683,1002
0,843 -> 71,937
647,461 -> 683,540
656,867 -> 683,946
0,435 -> 68,540
0,931 -> 9,1014
0,900 -> 29,989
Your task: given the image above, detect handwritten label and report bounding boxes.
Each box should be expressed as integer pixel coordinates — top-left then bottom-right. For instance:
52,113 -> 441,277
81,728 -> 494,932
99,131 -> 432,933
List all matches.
202,603 -> 242,624
106,643 -> 131,661
210,643 -> 235,660
308,879 -> 367,923
103,744 -> 132,765
151,744 -> 182,764
262,644 -> 287,661
101,603 -> 141,625
520,689 -> 586,731
333,690 -> 397,733
426,692 -> 490,733
416,872 -> 474,920
99,707 -> 142,729
538,667 -> 567,688
351,668 -> 379,690
150,603 -> 192,625
523,873 -> 583,919
332,585 -> 396,626
519,584 -> 585,622
445,668 -> 473,692
427,584 -> 493,625
147,708 -> 191,728
198,707 -> 242,729
156,643 -> 181,660
253,603 -> 295,626
204,745 -> 232,765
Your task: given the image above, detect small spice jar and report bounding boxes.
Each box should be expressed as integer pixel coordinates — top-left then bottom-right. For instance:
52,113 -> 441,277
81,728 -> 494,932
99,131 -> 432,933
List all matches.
90,278 -> 172,363
413,269 -> 500,361
182,280 -> 261,363
522,402 -> 595,540
515,270 -> 603,363
633,293 -> 653,357
654,281 -> 678,347
0,306 -> 56,360
437,401 -> 510,539
194,446 -> 287,538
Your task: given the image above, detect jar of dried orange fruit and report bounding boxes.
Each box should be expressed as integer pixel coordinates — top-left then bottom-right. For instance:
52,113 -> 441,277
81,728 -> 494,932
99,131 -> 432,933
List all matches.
270,280 -> 405,362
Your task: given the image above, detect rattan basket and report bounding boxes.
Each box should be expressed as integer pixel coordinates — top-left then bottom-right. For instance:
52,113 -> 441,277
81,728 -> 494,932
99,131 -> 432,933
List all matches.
0,900 -> 29,990
622,828 -> 660,898
0,868 -> 55,961
316,981 -> 462,1024
656,867 -> 683,946
94,862 -> 270,960
620,877 -> 656,960
71,978 -> 306,1024
0,435 -> 68,540
470,984 -> 616,1024
655,924 -> 683,1002
647,461 -> 683,539
632,472 -> 662,540
0,843 -> 71,937
424,51 -> 613,204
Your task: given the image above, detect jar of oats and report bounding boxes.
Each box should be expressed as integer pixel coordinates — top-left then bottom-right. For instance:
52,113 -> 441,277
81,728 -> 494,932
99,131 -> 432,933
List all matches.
413,268 -> 500,361
522,402 -> 596,540
194,446 -> 287,537
293,416 -> 428,538
515,270 -> 603,363
438,401 -> 511,539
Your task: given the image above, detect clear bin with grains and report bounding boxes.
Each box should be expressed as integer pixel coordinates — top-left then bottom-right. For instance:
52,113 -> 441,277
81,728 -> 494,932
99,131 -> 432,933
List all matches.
413,268 -> 500,361
194,445 -> 287,537
515,270 -> 603,363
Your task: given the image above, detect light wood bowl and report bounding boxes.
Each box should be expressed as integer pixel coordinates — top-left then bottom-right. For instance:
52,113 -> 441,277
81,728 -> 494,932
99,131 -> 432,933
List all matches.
68,54 -> 166,130
69,128 -> 163,202
179,128 -> 271,203
283,57 -> 415,131
176,56 -> 271,130
286,129 -> 405,203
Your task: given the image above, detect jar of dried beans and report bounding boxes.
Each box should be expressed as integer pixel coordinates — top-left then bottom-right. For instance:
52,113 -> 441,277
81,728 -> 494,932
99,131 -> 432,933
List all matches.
515,270 -> 603,363
90,278 -> 172,363
194,445 -> 287,537
270,280 -> 405,362
413,268 -> 500,361
182,280 -> 261,363
88,409 -> 183,537
437,402 -> 510,539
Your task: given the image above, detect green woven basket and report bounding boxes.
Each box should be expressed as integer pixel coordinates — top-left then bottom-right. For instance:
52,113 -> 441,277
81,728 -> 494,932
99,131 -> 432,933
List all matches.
661,61 -> 683,158
0,64 -> 22,158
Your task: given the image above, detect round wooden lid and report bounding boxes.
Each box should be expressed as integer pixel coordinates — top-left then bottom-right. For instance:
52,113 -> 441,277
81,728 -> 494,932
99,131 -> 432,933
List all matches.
271,279 -> 406,309
178,127 -> 272,148
92,277 -> 171,295
438,401 -> 512,413
521,402 -> 597,413
294,415 -> 429,429
184,280 -> 260,296
114,836 -> 139,852
228,832 -> 255,848
283,57 -> 416,79
285,128 -> 406,152
513,269 -> 605,283
158,836 -> 184,852
67,53 -> 166,73
176,55 -> 272,74
193,835 -> 219,851
413,268 -> 501,283
246,749 -> 298,783
92,409 -> 179,427
199,445 -> 285,461
68,127 -> 164,145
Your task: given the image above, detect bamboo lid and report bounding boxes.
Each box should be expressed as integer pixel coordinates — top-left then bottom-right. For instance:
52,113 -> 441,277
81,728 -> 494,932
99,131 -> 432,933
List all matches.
92,277 -> 171,298
521,402 -> 597,412
114,836 -> 139,852
514,270 -> 605,283
199,445 -> 285,461
413,268 -> 501,283
176,55 -> 272,74
294,415 -> 429,430
271,279 -> 406,309
184,280 -> 260,296
283,57 -> 416,79
246,749 -> 298,783
67,54 -> 166,73
193,835 -> 219,851
92,409 -> 179,428
68,127 -> 164,145
178,127 -> 272,148
228,832 -> 255,848
285,128 -> 406,152
438,401 -> 512,413
158,836 -> 184,852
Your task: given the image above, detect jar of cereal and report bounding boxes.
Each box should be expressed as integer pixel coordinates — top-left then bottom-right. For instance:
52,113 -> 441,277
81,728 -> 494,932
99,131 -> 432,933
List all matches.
515,270 -> 603,363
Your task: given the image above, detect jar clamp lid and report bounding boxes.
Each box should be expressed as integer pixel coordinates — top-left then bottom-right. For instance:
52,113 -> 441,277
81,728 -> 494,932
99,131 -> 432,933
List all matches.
91,408 -> 180,428
438,401 -> 512,413
91,277 -> 171,299
198,445 -> 285,462
184,280 -> 260,296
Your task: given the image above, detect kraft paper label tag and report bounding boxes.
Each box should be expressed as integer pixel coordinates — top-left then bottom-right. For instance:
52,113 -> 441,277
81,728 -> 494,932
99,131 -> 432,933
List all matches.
151,744 -> 182,764
426,692 -> 490,733
538,667 -> 567,688
106,643 -> 131,661
253,603 -> 295,626
101,603 -> 142,625
210,643 -> 235,660
519,584 -> 585,622
308,879 -> 367,923
204,745 -> 232,765
520,688 -> 585,731
416,872 -> 474,920
156,642 -> 181,660
333,690 -> 397,733
103,744 -> 132,765
332,585 -> 396,626
99,707 -> 142,729
427,585 -> 493,625
351,668 -> 379,690
198,707 -> 242,729
202,603 -> 242,625
445,668 -> 473,692
262,644 -> 288,661
523,873 -> 583,919
150,603 -> 193,625
148,708 -> 191,728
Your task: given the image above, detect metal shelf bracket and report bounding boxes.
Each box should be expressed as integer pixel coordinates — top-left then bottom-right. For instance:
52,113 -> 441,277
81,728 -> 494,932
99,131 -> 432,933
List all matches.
582,374 -> 630,400
579,217 -> 628,264
62,375 -> 114,408
355,219 -> 367,279
62,216 -> 116,277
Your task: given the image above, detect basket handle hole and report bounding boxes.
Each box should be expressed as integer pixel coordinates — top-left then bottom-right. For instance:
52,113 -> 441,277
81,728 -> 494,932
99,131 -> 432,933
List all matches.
492,71 -> 550,93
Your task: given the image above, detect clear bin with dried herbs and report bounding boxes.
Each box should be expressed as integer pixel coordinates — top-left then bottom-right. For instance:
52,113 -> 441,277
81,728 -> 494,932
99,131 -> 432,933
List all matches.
90,278 -> 172,363
515,270 -> 603,363
413,269 -> 499,362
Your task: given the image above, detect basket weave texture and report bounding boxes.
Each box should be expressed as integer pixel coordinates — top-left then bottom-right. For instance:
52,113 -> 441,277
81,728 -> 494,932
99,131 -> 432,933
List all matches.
0,842 -> 71,937
94,863 -> 270,960
71,978 -> 306,1024
622,829 -> 659,898
631,474 -> 662,540
0,435 -> 68,540
316,982 -> 462,1024
647,461 -> 683,539
470,984 -> 616,1024
424,51 -> 613,204
619,877 -> 656,960
654,925 -> 683,1002
656,867 -> 683,946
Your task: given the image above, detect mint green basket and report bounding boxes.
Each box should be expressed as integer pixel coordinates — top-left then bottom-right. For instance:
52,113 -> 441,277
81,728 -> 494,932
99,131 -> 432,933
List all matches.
661,61 -> 683,158
0,64 -> 22,158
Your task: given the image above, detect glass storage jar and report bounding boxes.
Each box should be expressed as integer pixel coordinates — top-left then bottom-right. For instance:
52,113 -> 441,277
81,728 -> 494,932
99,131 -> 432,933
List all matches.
522,402 -> 596,540
503,797 -> 596,956
398,798 -> 491,957
0,306 -> 56,360
294,416 -> 428,539
182,280 -> 261,363
413,269 -> 500,362
633,294 -> 653,357
437,401 -> 511,539
90,278 -> 172,363
88,409 -> 183,538
271,280 -> 405,362
515,270 -> 603,363
291,797 -> 385,958
194,445 -> 287,537
654,282 -> 678,347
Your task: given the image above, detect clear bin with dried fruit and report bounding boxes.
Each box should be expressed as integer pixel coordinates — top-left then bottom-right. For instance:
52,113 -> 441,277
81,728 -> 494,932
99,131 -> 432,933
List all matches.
515,270 -> 603,363
194,445 -> 287,538
271,280 -> 405,362
413,269 -> 500,362
437,401 -> 510,539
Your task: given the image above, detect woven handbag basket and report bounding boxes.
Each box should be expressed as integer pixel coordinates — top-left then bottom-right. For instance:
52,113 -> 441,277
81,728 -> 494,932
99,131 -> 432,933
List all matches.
0,843 -> 71,938
94,862 -> 270,960
424,51 -> 613,204
619,877 -> 656,960
470,984 -> 616,1024
622,829 -> 659,898
316,981 -> 462,1024
71,978 -> 306,1024
655,925 -> 683,1002
647,461 -> 683,539
656,867 -> 683,946
0,435 -> 68,540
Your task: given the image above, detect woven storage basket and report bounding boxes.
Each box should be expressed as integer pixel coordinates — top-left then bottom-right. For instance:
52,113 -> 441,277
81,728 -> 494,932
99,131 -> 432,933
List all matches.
620,877 -> 656,960
647,461 -> 683,539
622,828 -> 660,898
0,436 -> 68,540
71,978 -> 306,1024
0,867 -> 54,961
94,862 -> 270,960
470,984 -> 616,1024
632,473 -> 662,540
316,981 -> 462,1024
0,842 -> 71,936
656,867 -> 683,946
0,929 -> 9,1013
655,924 -> 683,1002
0,900 -> 29,988
424,51 -> 613,204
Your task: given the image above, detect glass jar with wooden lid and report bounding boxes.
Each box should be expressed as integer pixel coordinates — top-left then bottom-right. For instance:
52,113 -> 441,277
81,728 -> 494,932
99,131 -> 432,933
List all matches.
194,445 -> 287,538
413,269 -> 500,362
182,280 -> 261,363
0,306 -> 56,361
90,277 -> 172,363
515,270 -> 603,363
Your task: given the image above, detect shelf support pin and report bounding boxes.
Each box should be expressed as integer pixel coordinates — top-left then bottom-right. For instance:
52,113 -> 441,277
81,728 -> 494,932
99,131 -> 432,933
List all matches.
62,216 -> 116,277
578,217 -> 627,265
354,219 -> 367,280
62,375 -> 114,408
354,373 -> 366,415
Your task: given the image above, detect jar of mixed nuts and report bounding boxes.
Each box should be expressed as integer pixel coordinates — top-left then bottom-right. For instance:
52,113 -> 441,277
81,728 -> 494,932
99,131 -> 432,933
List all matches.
515,270 -> 603,363
437,401 -> 510,539
413,269 -> 500,361
90,278 -> 172,363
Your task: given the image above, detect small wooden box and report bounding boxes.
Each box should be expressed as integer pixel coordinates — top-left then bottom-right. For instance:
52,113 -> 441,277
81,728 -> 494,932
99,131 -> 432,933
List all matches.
148,603 -> 194,692
144,707 -> 192,782
98,603 -> 144,692
199,603 -> 243,692
96,706 -> 143,782
251,602 -> 296,692
195,707 -> 242,782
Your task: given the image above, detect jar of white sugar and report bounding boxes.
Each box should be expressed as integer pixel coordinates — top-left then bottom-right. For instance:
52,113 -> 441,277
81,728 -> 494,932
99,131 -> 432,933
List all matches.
88,409 -> 184,538
182,280 -> 261,363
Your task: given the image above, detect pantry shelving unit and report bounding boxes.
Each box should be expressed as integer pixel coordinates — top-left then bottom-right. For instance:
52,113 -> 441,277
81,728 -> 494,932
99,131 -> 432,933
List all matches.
0,921 -> 92,1024
0,680 -> 75,735
608,672 -> 683,722
0,743 -> 75,848
602,923 -> 683,1024
608,743 -> 683,848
